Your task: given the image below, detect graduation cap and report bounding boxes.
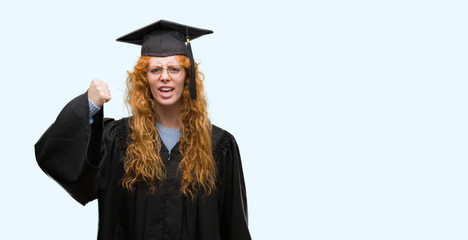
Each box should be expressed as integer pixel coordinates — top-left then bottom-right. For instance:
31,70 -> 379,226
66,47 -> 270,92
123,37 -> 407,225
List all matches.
116,19 -> 213,100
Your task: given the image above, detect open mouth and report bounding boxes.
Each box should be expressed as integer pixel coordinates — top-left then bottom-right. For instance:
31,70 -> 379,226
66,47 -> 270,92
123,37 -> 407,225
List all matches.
159,87 -> 174,93
158,87 -> 175,99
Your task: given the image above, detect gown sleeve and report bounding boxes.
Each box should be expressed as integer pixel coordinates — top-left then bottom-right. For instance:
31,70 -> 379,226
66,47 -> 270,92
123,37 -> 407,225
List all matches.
220,133 -> 252,240
35,91 -> 114,206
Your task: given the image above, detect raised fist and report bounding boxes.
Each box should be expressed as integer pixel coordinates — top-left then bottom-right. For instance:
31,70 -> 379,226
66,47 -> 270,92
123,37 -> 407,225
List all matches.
87,79 -> 111,108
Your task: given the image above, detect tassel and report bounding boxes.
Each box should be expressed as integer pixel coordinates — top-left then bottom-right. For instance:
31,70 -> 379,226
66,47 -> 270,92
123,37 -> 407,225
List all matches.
186,36 -> 197,100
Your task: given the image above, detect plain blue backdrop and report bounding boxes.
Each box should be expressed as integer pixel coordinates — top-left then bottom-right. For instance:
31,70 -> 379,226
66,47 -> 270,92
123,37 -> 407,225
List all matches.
1,0 -> 467,239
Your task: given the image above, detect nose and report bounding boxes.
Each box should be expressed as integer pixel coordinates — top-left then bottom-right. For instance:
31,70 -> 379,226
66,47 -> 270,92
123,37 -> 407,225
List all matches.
160,68 -> 170,82
161,69 -> 169,81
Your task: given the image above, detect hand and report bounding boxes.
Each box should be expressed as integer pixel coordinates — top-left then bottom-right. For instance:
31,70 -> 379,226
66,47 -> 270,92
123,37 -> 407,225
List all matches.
87,79 -> 111,108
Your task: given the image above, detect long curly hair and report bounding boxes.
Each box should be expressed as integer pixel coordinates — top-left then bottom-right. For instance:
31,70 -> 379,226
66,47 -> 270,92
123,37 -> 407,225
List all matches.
123,55 -> 216,198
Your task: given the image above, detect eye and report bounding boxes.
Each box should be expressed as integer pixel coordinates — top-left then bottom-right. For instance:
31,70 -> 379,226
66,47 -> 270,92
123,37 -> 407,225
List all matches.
150,67 -> 163,74
168,67 -> 182,73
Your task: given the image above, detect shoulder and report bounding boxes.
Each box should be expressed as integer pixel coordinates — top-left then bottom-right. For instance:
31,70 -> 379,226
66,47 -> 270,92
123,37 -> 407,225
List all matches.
113,116 -> 131,128
109,117 -> 132,149
212,124 -> 238,157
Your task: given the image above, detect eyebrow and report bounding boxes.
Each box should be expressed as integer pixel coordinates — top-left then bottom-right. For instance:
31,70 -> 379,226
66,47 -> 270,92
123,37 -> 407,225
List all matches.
148,64 -> 181,67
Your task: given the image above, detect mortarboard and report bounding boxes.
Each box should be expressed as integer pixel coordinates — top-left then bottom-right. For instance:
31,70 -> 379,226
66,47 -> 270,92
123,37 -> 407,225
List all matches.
116,19 -> 213,100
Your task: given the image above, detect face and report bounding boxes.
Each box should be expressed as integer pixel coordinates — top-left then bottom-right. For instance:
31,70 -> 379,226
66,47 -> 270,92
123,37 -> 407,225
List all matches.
147,56 -> 186,110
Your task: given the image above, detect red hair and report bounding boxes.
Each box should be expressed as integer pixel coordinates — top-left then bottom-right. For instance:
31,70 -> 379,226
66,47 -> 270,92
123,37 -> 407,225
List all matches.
123,55 -> 216,198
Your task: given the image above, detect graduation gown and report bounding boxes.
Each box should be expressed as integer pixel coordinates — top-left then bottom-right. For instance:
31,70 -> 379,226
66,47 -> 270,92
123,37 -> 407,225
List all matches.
35,92 -> 251,240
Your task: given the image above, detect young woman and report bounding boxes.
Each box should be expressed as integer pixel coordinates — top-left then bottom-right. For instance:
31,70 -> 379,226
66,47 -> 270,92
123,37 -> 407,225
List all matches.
35,20 -> 251,240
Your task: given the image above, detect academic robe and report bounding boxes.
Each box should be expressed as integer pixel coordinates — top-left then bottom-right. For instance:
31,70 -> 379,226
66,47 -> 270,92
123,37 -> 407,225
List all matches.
35,92 -> 251,240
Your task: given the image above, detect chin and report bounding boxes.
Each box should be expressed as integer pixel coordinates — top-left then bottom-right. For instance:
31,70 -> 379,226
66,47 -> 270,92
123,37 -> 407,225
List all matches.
154,97 -> 182,108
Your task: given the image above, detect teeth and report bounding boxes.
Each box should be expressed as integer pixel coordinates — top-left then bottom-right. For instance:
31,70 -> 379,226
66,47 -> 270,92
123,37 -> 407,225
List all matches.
160,87 -> 173,91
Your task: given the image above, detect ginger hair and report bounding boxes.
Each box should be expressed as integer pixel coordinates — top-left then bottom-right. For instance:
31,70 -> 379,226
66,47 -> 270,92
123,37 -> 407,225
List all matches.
122,55 -> 216,198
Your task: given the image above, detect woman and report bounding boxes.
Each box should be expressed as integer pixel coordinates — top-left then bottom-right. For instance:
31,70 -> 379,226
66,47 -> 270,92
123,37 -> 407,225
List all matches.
35,20 -> 251,240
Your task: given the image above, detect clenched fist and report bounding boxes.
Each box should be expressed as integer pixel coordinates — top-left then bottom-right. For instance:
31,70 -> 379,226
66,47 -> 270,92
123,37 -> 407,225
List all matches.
88,79 -> 111,108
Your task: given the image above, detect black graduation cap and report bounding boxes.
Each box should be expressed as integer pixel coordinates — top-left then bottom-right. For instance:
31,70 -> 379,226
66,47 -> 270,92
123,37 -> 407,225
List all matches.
116,19 -> 213,100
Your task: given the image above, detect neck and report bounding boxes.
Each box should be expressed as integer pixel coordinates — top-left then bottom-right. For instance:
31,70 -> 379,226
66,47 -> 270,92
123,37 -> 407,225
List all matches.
154,102 -> 181,129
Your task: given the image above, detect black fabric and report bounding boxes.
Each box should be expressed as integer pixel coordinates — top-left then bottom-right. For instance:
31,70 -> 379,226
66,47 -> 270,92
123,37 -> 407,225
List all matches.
186,40 -> 197,100
141,30 -> 188,57
116,19 -> 212,59
116,19 -> 213,49
35,92 -> 251,240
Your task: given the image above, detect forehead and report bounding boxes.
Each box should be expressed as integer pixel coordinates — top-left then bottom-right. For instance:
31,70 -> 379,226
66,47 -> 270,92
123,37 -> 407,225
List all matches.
148,55 -> 180,65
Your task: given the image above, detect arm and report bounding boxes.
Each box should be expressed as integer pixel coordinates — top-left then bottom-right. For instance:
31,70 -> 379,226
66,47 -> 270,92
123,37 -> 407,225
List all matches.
35,92 -> 104,205
88,99 -> 101,124
35,79 -> 113,205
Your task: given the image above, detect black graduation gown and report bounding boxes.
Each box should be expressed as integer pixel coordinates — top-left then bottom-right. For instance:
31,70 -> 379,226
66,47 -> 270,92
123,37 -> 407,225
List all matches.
35,92 -> 251,240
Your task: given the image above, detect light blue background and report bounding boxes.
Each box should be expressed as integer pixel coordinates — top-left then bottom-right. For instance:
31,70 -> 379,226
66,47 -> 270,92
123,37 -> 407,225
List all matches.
1,0 -> 467,239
